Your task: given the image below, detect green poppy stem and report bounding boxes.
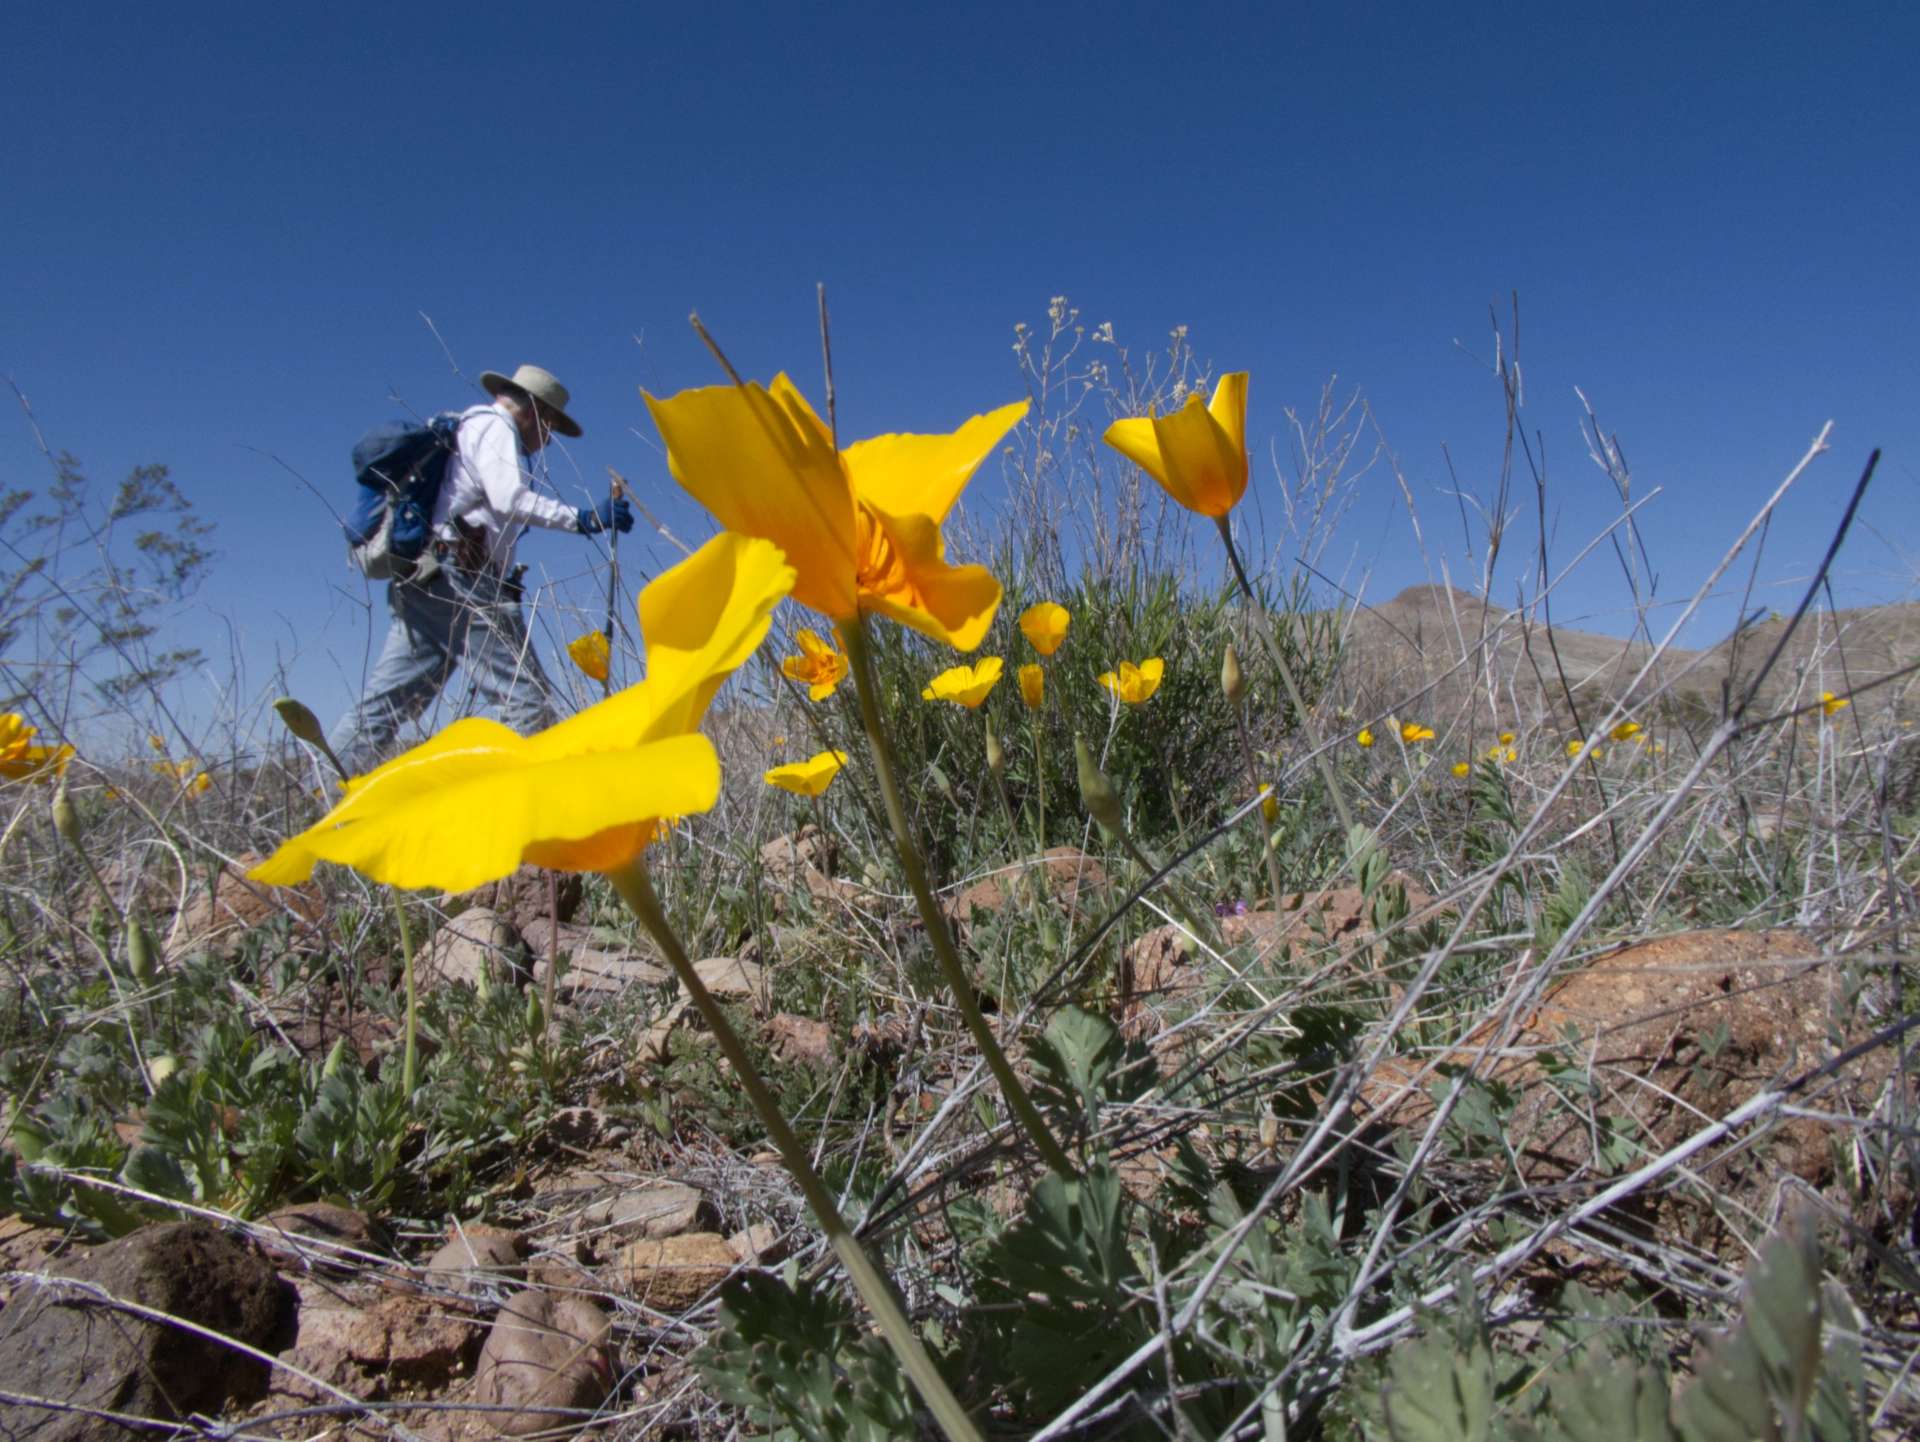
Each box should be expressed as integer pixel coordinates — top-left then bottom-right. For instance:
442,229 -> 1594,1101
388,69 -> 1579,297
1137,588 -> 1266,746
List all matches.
391,889 -> 418,1096
606,856 -> 982,1442
1232,703 -> 1287,913
1030,710 -> 1049,898
1214,516 -> 1354,836
836,616 -> 1077,1178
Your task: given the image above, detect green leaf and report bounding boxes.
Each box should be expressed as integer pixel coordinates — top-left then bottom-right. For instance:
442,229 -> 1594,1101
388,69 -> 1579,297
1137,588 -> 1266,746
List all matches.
1674,1323 -> 1776,1442
695,1270 -> 916,1442
1544,1354 -> 1674,1442
1380,1327 -> 1497,1442
1743,1223 -> 1824,1426
1026,1005 -> 1154,1136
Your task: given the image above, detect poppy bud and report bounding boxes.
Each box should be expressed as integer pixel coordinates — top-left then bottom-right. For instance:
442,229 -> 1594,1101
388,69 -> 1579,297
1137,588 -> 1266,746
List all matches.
985,720 -> 1006,778
272,697 -> 326,746
52,784 -> 81,847
322,1036 -> 348,1079
274,696 -> 350,780
1221,644 -> 1246,705
127,916 -> 157,982
147,1054 -> 179,1085
525,990 -> 545,1037
1074,733 -> 1125,833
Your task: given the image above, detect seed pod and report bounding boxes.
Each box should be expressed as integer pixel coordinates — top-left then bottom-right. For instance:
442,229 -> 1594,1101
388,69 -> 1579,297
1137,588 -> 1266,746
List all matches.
1221,644 -> 1246,705
1074,733 -> 1125,833
127,916 -> 158,982
985,720 -> 1006,778
272,697 -> 327,746
52,784 -> 81,847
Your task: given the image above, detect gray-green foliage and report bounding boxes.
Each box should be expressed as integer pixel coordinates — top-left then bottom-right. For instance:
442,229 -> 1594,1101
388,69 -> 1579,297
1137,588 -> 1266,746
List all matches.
695,1270 -> 919,1442
1351,1215 -> 1863,1442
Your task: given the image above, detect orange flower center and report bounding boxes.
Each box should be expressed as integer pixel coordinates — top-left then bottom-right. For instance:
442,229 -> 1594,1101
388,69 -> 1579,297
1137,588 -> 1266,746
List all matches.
855,499 -> 907,597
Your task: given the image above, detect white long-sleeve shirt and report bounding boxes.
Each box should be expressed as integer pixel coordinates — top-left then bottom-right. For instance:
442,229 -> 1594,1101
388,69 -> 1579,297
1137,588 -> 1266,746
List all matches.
431,402 -> 580,571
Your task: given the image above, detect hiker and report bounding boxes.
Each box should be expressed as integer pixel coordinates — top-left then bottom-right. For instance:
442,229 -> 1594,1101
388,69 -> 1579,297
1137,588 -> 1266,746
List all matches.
327,364 -> 633,774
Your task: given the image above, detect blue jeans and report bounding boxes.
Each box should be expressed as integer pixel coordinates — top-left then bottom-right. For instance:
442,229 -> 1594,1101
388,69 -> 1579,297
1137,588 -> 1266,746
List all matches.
327,566 -> 557,775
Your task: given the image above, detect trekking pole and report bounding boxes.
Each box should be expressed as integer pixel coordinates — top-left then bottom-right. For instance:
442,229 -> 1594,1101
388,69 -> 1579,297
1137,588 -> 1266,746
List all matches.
602,467 -> 624,697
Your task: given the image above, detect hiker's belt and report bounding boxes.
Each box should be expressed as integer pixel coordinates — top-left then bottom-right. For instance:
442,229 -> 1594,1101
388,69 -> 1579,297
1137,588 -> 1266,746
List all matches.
432,537 -> 499,575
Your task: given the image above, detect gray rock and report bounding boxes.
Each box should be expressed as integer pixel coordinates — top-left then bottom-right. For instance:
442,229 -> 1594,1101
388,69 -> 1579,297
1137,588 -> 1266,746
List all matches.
728,1223 -> 789,1266
574,1181 -> 714,1245
557,949 -> 672,999
424,1228 -> 526,1298
256,1201 -> 376,1270
471,1289 -> 612,1437
420,906 -> 528,990
687,955 -> 767,1009
0,1220 -> 296,1442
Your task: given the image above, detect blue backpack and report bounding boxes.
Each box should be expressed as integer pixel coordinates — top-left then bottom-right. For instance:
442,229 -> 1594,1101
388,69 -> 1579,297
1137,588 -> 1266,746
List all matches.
343,413 -> 462,580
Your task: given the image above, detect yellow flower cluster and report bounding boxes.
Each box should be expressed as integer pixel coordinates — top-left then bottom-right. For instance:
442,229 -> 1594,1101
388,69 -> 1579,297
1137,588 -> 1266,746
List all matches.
0,714 -> 72,784
781,629 -> 849,700
765,750 -> 848,797
923,658 -> 1003,708
567,631 -> 610,682
1099,659 -> 1164,705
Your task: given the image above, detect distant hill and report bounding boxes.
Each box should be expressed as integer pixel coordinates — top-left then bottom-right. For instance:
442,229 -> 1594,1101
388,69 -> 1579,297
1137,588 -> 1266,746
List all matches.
1327,584 -> 1919,728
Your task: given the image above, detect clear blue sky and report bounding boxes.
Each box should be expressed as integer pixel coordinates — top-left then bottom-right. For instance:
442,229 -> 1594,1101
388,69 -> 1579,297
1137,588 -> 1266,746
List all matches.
4,2 -> 1915,734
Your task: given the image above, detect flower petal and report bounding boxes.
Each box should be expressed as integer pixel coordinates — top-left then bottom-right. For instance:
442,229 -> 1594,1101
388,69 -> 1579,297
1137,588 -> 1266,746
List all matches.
644,376 -> 857,619
632,533 -> 795,741
258,734 -> 721,890
858,505 -> 1002,650
843,401 -> 1028,522
1102,374 -> 1250,518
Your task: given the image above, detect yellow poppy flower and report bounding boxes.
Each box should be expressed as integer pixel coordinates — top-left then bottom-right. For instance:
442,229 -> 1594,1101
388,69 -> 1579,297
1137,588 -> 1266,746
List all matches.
0,740 -> 72,784
1610,721 -> 1643,742
1504,748 -> 1517,763
1398,721 -> 1435,744
765,749 -> 848,797
1499,732 -> 1515,746
1098,659 -> 1165,705
1019,663 -> 1044,710
1452,762 -> 1471,777
249,532 -> 796,891
1567,739 -> 1585,756
1357,728 -> 1373,748
1018,602 -> 1071,656
1821,691 -> 1848,717
644,375 -> 1025,651
1101,373 -> 1249,518
188,772 -> 212,796
568,632 -> 610,682
922,657 -> 1004,709
0,714 -> 35,762
781,628 -> 849,701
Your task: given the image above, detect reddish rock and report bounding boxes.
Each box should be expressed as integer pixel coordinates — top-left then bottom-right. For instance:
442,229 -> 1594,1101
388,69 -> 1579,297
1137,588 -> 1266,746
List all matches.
470,1289 -> 613,1437
170,852 -> 325,955
455,864 -> 583,937
0,1221 -> 296,1441
614,1232 -> 736,1310
768,1013 -> 833,1067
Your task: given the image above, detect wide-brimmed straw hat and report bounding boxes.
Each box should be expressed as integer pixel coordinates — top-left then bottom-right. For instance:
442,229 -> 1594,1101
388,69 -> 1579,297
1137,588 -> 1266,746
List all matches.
479,364 -> 583,437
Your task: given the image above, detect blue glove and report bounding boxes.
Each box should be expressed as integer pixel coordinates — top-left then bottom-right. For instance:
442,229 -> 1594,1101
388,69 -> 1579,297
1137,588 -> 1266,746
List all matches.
577,497 -> 635,535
